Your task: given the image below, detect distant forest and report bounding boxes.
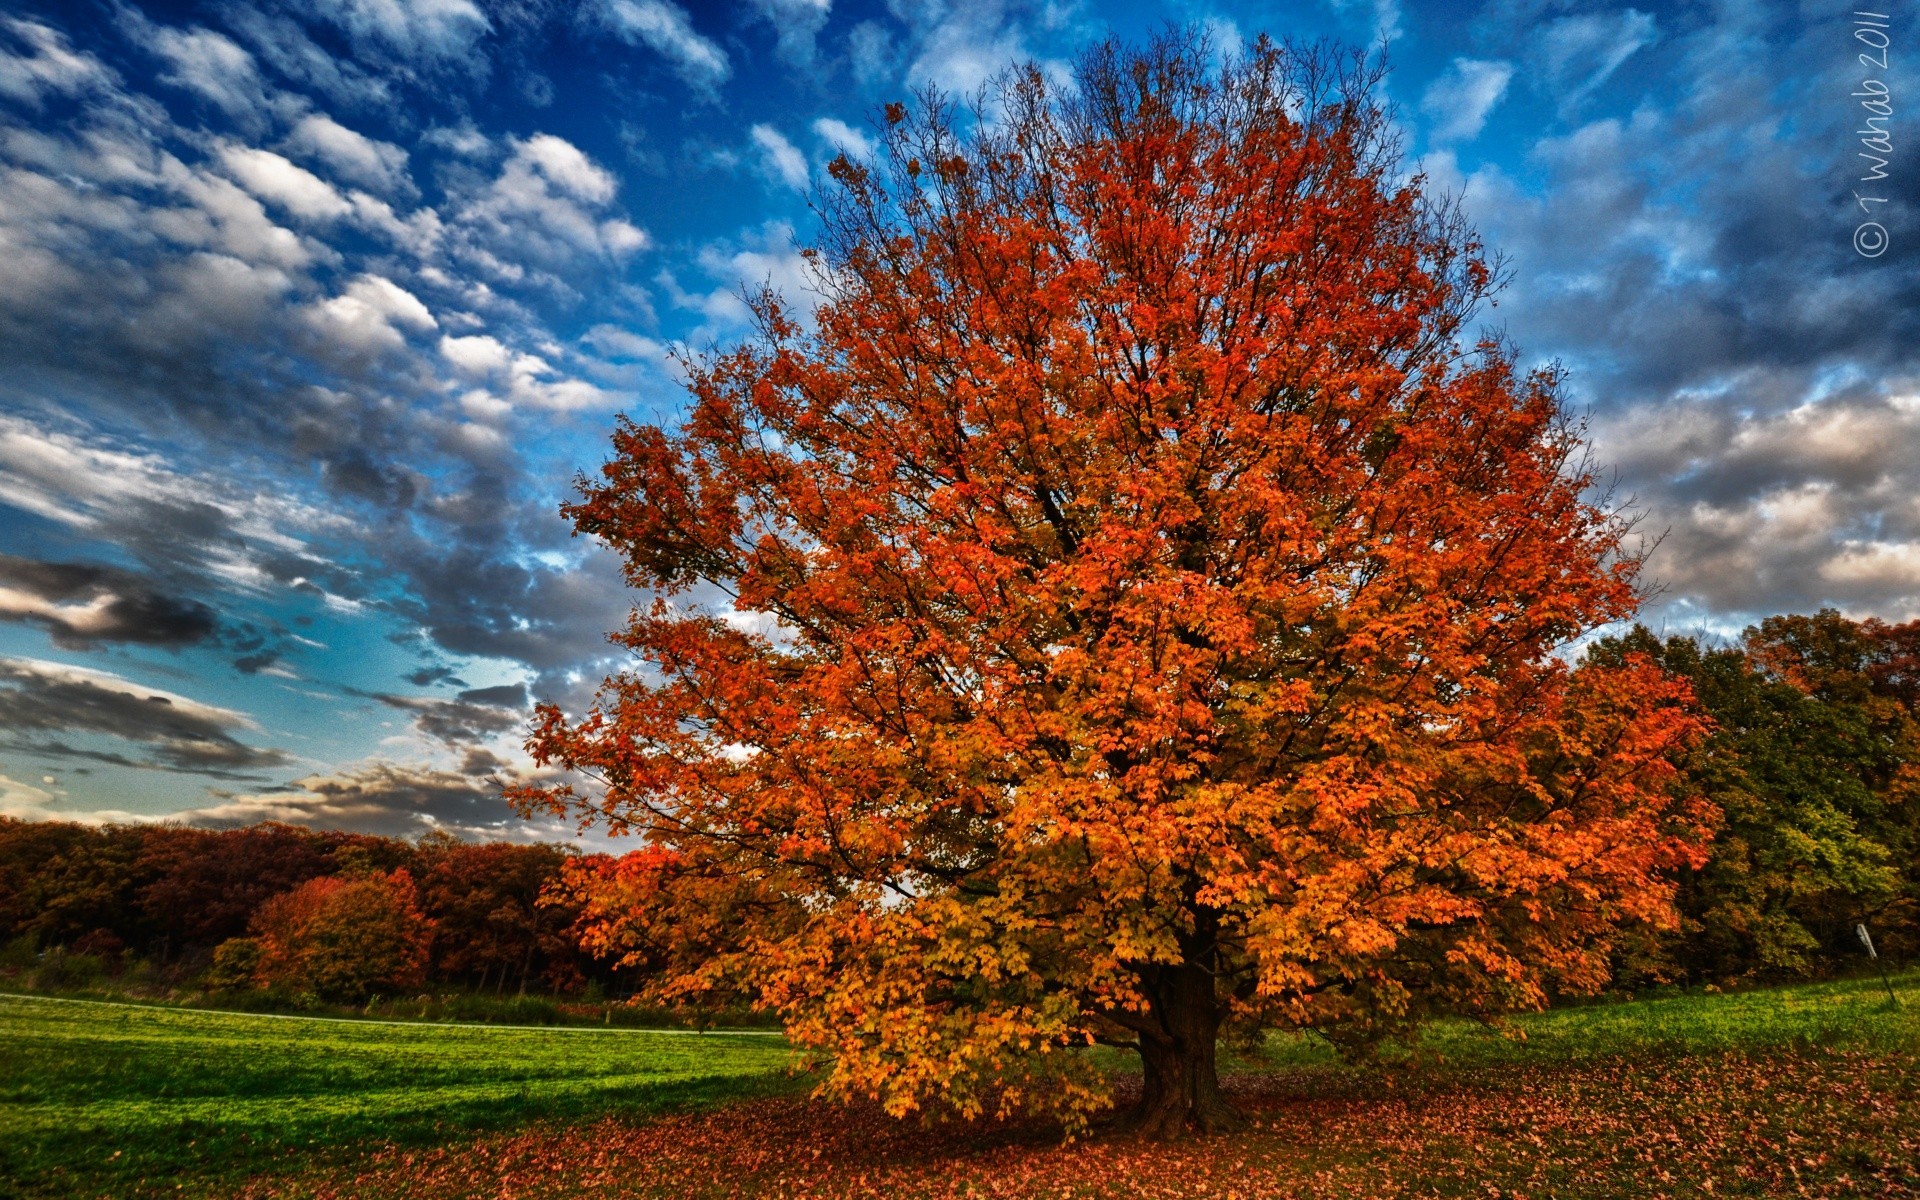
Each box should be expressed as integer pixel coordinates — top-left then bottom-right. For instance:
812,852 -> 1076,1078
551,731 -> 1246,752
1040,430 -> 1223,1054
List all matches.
3,610 -> 1915,1010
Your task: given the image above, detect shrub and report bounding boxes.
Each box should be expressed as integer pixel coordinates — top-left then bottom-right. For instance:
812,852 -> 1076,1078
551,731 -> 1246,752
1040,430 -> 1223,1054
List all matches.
203,937 -> 262,991
251,870 -> 433,1002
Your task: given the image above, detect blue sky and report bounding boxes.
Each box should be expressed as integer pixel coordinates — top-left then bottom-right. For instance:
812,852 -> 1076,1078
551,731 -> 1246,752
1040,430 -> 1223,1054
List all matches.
0,0 -> 1913,839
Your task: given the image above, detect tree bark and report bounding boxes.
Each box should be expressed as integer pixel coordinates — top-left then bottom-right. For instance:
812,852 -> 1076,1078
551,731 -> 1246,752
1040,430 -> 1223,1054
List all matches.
1119,961 -> 1246,1139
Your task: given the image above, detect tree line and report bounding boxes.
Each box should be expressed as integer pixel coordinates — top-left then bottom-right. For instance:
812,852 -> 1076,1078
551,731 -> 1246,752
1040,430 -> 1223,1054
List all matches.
0,822 -> 611,1004
2,609 -> 1913,1009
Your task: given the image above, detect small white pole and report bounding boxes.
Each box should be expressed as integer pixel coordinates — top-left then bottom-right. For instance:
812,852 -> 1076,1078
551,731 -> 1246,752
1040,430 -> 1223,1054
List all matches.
1857,923 -> 1899,1006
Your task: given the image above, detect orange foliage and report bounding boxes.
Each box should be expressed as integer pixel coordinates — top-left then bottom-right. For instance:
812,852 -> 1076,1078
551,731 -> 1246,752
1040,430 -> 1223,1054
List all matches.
514,32 -> 1712,1134
248,1049 -> 1918,1200
251,869 -> 433,1001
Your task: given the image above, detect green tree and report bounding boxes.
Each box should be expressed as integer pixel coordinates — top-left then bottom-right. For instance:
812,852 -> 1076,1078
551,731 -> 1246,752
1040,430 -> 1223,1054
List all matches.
1589,621 -> 1916,980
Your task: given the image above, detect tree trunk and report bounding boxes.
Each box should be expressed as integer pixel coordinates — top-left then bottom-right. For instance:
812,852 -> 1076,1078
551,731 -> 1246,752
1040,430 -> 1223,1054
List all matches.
1121,961 -> 1246,1139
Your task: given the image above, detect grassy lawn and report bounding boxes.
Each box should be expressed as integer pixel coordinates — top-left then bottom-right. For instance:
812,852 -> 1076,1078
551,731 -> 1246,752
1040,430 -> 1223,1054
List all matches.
3,975 -> 1916,1199
0,994 -> 798,1199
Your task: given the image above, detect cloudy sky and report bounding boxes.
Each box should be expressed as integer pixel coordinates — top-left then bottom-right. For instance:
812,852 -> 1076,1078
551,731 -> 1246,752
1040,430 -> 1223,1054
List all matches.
0,0 -> 1911,839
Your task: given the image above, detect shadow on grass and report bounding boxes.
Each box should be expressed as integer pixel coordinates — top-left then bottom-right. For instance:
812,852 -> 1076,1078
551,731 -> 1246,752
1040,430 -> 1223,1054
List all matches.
3,1069 -> 808,1200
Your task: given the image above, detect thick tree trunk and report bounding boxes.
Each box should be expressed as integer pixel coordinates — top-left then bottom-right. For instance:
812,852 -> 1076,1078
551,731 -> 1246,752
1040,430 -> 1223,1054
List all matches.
1120,961 -> 1246,1139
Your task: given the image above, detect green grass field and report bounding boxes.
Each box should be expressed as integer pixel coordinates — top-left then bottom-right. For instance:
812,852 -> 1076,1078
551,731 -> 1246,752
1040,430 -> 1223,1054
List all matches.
2,975 -> 1915,1199
0,994 -> 798,1199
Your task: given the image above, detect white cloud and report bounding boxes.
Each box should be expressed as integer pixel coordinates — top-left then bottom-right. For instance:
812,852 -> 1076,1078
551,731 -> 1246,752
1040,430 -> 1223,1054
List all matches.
1328,0 -> 1402,44
599,219 -> 649,253
748,0 -> 832,70
0,771 -> 59,821
422,120 -> 491,158
0,413 -> 335,594
125,18 -> 271,128
812,117 -> 874,161
1538,10 -> 1658,113
516,133 -> 618,203
582,324 -> 668,363
1421,59 -> 1514,144
0,17 -> 114,107
500,353 -> 607,411
847,20 -> 892,87
751,124 -> 810,191
219,6 -> 392,110
897,0 -> 1029,94
288,0 -> 491,72
439,333 -> 609,412
219,145 -> 354,221
453,135 -> 651,280
157,170 -> 316,270
439,332 -> 514,375
592,0 -> 730,93
284,114 -> 412,197
304,273 -> 438,357
660,220 -> 818,339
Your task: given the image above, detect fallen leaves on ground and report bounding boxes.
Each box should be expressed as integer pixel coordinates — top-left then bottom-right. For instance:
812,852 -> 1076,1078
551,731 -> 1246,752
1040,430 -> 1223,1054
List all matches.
248,1047 -> 1919,1199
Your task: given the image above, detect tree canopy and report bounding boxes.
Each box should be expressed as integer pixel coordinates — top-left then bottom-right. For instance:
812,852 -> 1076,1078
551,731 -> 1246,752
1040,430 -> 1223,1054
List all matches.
1591,613 -> 1920,982
516,32 -> 1712,1136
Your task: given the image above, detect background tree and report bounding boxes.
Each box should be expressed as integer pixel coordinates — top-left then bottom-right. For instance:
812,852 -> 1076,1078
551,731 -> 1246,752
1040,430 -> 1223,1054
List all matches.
519,31 -> 1712,1137
0,820 -> 151,953
418,837 -> 582,995
1630,611 -> 1920,976
250,868 -> 432,1002
134,824 -> 337,958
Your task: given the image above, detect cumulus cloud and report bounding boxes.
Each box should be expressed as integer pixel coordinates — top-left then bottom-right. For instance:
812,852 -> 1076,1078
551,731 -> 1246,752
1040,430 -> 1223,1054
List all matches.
220,145 -> 355,221
452,134 -> 650,283
1535,9 -> 1658,113
120,14 -> 272,130
1422,5 -> 1920,629
0,17 -> 114,107
181,762 -> 517,839
285,0 -> 491,77
0,657 -> 289,776
439,332 -> 515,375
590,0 -> 730,93
1421,58 -> 1514,144
1593,390 -> 1920,620
364,682 -> 529,752
283,114 -> 413,197
303,273 -> 438,359
438,331 -> 610,413
748,0 -> 833,71
0,554 -> 219,648
0,414 -> 342,595
0,5 -> 655,829
751,124 -> 810,192
812,117 -> 874,162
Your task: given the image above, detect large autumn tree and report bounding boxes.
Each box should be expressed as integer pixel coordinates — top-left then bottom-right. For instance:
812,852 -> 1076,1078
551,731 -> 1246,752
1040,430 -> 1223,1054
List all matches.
516,33 -> 1711,1136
